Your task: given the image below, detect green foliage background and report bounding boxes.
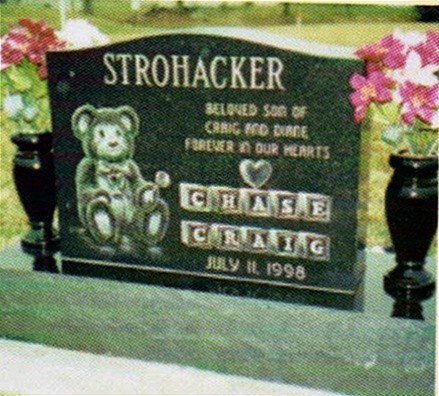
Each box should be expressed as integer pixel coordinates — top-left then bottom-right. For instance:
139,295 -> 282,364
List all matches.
0,1 -> 437,252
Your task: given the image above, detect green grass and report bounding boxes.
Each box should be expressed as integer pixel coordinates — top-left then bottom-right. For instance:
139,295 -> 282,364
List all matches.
0,2 -> 426,36
0,134 -> 27,250
0,3 -> 437,252
263,22 -> 439,47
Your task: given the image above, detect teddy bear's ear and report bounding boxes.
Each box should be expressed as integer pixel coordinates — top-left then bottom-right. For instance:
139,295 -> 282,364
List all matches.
72,105 -> 96,139
118,106 -> 139,136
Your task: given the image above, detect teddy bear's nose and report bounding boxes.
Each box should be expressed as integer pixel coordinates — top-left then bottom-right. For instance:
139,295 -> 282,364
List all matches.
108,140 -> 118,148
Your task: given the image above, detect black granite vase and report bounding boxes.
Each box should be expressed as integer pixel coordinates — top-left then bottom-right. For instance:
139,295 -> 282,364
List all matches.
384,153 -> 437,301
11,132 -> 60,255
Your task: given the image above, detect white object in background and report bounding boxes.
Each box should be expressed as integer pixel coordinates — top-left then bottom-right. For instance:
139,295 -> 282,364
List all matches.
57,19 -> 110,49
131,0 -> 141,11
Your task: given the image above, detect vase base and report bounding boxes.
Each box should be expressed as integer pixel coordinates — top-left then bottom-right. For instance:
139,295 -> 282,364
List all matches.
391,299 -> 424,320
384,264 -> 435,301
33,254 -> 59,273
21,227 -> 60,255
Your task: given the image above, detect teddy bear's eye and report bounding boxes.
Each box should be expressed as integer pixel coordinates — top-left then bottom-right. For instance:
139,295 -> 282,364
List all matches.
116,129 -> 122,137
99,129 -> 105,138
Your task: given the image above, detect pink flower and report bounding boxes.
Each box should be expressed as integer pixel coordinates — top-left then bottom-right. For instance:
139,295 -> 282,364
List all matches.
415,30 -> 439,67
355,39 -> 387,74
355,41 -> 387,62
399,82 -> 439,125
0,39 -> 24,69
380,34 -> 406,70
365,61 -> 382,74
431,109 -> 439,129
355,34 -> 406,72
349,71 -> 394,122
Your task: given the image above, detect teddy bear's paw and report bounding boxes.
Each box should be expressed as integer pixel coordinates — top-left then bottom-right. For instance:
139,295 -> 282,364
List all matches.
155,171 -> 171,189
85,198 -> 121,245
137,183 -> 159,209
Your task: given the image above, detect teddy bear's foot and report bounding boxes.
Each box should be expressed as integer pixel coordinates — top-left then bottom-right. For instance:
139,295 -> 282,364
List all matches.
132,199 -> 170,248
85,198 -> 121,245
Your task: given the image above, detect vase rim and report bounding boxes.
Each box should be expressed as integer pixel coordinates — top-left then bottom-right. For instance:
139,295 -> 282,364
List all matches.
11,131 -> 53,151
11,132 -> 52,141
11,131 -> 51,137
391,151 -> 438,161
390,152 -> 438,172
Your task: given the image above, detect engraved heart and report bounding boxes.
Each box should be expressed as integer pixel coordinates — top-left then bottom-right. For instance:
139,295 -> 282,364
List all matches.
239,159 -> 273,189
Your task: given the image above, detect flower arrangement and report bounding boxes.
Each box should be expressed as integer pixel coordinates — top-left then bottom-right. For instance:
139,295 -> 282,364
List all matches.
350,30 -> 439,156
1,19 -> 67,134
1,18 -> 110,135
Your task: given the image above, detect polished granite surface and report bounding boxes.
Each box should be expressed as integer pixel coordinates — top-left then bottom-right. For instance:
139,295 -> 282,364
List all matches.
0,244 -> 436,395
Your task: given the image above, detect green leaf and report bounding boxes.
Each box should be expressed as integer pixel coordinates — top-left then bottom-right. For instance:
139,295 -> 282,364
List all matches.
1,74 -> 13,97
404,127 -> 438,156
371,102 -> 400,125
27,67 -> 48,98
372,108 -> 389,124
32,77 -> 48,98
34,97 -> 51,132
7,66 -> 32,92
0,109 -> 19,136
23,103 -> 38,122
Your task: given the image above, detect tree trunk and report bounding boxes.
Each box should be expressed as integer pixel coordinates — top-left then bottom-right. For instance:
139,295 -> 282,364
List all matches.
83,0 -> 93,15
176,0 -> 184,11
282,2 -> 291,17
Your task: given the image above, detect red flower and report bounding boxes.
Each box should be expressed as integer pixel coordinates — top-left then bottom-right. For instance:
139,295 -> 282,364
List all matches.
349,71 -> 394,123
0,18 -> 66,78
19,18 -> 42,33
37,64 -> 48,79
28,48 -> 45,65
399,81 -> 439,125
0,39 -> 24,70
18,19 -> 53,40
7,27 -> 29,47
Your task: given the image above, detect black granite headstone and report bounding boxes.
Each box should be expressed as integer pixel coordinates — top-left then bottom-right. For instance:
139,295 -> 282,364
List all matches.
48,28 -> 368,309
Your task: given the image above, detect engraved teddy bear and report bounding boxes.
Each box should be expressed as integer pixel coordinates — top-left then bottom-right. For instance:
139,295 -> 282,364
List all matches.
72,104 -> 170,248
